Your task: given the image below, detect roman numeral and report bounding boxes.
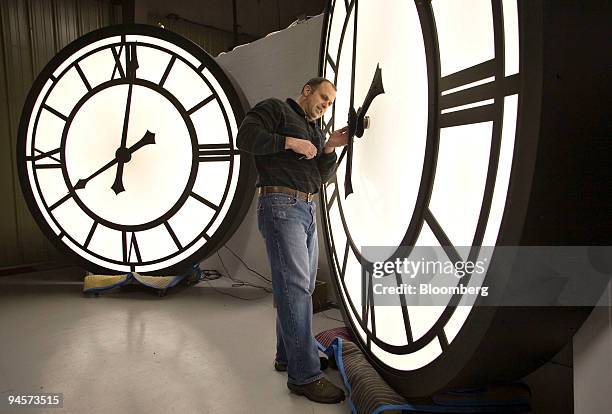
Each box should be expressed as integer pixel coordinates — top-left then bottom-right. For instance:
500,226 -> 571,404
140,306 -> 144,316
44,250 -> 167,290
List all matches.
187,94 -> 215,115
438,330 -> 449,351
122,231 -> 142,263
439,59 -> 519,128
198,144 -> 235,162
33,164 -> 62,169
164,221 -> 182,249
340,240 -> 349,281
111,45 -> 126,79
440,60 -> 496,93
424,209 -> 462,265
346,0 -> 355,14
74,62 -> 92,92
395,271 -> 414,344
326,186 -> 339,213
326,53 -> 337,74
28,148 -> 62,169
364,267 -> 376,348
83,221 -> 97,249
159,55 -> 176,87
361,263 -> 371,322
43,105 -> 67,121
190,191 -> 219,211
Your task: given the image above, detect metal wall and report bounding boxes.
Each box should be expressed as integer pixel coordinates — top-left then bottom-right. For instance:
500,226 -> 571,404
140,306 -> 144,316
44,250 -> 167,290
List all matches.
0,0 -> 122,269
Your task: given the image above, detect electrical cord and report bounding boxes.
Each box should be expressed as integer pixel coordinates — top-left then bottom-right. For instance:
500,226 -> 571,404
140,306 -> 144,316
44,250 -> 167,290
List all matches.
203,280 -> 269,301
216,250 -> 272,293
222,244 -> 272,284
199,258 -> 271,301
200,269 -> 223,281
194,243 -> 273,301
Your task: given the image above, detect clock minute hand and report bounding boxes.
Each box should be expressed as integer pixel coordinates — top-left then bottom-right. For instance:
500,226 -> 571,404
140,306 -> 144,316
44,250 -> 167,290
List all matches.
344,0 -> 358,198
344,64 -> 385,198
112,43 -> 140,195
118,44 -> 139,149
126,42 -> 139,80
75,130 -> 155,191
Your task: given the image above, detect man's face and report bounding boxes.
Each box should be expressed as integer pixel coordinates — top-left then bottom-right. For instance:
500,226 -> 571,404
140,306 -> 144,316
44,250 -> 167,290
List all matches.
302,81 -> 336,120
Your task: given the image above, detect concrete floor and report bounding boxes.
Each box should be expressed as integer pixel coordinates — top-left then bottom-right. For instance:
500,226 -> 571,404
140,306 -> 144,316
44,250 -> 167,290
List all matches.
0,267 -> 349,414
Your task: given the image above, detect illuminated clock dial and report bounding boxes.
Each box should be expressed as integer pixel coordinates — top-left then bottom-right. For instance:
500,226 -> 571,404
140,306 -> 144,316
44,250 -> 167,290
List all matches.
320,0 -> 524,396
18,25 -> 254,275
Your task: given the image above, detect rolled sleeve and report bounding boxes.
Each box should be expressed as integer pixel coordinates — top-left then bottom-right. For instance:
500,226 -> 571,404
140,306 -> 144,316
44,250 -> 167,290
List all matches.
317,150 -> 338,184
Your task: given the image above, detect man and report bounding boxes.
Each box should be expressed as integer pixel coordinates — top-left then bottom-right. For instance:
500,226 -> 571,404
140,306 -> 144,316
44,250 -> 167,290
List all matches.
236,78 -> 348,404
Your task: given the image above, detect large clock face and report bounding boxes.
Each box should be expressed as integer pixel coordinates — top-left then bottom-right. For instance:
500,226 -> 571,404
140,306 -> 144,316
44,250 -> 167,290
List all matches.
18,25 -> 254,275
320,0 -> 523,395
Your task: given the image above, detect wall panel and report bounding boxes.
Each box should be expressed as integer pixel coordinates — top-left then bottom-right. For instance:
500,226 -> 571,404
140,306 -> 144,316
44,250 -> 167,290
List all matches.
0,1 -> 20,266
0,0 -> 121,268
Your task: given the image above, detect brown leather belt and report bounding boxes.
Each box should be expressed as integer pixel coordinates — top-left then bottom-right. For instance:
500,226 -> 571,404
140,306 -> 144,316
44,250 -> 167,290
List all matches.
258,185 -> 316,202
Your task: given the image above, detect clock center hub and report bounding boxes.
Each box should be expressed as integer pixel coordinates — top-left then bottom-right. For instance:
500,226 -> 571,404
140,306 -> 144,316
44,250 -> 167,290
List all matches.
115,147 -> 132,163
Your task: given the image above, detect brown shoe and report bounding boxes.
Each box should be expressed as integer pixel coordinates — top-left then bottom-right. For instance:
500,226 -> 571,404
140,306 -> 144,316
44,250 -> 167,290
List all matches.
287,377 -> 345,404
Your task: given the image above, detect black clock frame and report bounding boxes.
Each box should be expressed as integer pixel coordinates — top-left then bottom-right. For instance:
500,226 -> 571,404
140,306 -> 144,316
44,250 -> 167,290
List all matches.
18,24 -> 256,275
319,0 -> 607,398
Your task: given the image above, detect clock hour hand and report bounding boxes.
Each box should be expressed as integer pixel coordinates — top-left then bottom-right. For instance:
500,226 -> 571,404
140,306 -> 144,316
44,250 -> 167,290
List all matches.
344,64 -> 385,197
355,64 -> 384,138
344,106 -> 357,197
75,130 -> 155,191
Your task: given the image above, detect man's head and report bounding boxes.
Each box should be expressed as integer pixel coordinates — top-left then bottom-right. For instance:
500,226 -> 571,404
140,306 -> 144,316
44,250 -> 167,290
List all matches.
297,77 -> 336,121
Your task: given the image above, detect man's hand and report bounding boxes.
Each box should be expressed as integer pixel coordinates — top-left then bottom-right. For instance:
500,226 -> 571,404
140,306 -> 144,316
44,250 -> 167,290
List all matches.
323,126 -> 349,154
285,136 -> 318,159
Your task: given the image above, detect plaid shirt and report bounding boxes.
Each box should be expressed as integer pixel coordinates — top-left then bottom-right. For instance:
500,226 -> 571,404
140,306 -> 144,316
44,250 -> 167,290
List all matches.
236,98 -> 337,194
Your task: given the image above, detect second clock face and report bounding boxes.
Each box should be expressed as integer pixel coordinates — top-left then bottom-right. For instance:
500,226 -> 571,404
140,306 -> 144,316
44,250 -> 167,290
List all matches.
320,0 -> 521,385
18,25 -> 254,274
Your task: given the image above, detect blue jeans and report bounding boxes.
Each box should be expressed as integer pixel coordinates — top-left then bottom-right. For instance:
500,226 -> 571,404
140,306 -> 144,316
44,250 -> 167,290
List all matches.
257,193 -> 324,385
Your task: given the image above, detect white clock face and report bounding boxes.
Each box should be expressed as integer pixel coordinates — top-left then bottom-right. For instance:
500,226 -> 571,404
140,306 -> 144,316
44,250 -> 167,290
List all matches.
18,26 -> 254,274
321,0 -> 520,374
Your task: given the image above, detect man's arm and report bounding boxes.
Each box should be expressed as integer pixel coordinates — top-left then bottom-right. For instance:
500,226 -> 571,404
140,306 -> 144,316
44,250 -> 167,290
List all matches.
237,99 -> 319,159
236,99 -> 286,155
